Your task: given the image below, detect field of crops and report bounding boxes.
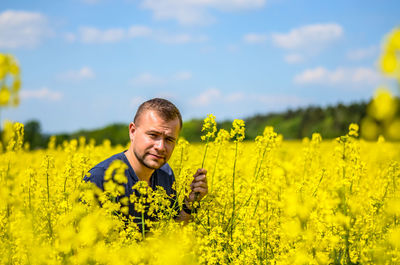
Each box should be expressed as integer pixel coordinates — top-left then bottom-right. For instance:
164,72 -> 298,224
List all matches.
0,121 -> 399,265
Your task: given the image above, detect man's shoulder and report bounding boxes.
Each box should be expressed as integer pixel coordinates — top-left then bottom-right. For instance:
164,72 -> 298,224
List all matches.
84,152 -> 126,182
91,152 -> 126,170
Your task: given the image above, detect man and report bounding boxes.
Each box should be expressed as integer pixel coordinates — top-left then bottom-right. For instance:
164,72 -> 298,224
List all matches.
84,98 -> 208,225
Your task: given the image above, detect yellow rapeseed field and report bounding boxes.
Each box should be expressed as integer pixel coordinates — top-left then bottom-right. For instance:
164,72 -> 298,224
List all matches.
0,120 -> 399,265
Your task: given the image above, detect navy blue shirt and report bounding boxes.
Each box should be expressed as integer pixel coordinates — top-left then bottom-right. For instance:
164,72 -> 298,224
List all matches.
84,151 -> 179,224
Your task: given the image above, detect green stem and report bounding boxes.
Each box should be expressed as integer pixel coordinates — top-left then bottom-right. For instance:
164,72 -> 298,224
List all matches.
47,212 -> 53,239
206,145 -> 222,229
210,145 -> 221,194
392,165 -> 397,193
177,144 -> 184,177
230,141 -> 238,240
312,169 -> 325,197
46,157 -> 50,204
195,139 -> 209,203
0,108 -> 2,136
28,171 -> 32,211
141,211 -> 145,239
201,140 -> 209,168
45,157 -> 53,240
255,147 -> 267,181
64,169 -> 70,213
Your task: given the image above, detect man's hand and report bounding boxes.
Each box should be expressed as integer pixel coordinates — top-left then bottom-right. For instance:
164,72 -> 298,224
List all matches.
176,168 -> 208,222
187,168 -> 208,204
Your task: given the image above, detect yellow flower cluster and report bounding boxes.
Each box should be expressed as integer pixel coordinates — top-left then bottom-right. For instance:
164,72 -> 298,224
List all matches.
230,119 -> 245,142
1,120 -> 399,264
0,53 -> 21,107
200,114 -> 217,141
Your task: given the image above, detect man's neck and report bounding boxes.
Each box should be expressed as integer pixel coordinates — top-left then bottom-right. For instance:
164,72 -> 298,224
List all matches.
124,149 -> 154,185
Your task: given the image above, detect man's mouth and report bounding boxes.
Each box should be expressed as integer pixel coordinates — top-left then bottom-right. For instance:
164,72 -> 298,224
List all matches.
148,153 -> 165,160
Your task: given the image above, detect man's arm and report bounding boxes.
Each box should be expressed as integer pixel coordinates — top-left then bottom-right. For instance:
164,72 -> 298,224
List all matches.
176,168 -> 208,223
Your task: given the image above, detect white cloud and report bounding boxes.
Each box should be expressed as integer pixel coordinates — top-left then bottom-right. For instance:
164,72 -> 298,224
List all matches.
156,33 -> 208,44
0,10 -> 51,49
351,67 -> 381,83
255,94 -> 307,106
64,32 -> 77,43
130,73 -> 166,86
128,25 -> 152,38
226,92 -> 245,102
272,23 -> 343,50
131,96 -> 145,108
77,25 -> 152,44
190,88 -> 221,106
140,0 -> 266,25
79,27 -> 125,43
73,25 -> 206,44
201,45 -> 217,53
347,46 -> 377,61
294,66 -> 383,87
271,23 -> 343,64
243,33 -> 268,44
190,89 -> 308,108
173,71 -> 192,81
284,53 -> 304,64
59,67 -> 95,80
227,44 -> 239,52
82,0 -> 102,4
21,87 -> 62,101
294,67 -> 327,84
131,71 -> 193,86
155,92 -> 177,100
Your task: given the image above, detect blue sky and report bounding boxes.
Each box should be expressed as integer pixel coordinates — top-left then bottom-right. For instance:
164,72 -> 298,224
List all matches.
1,0 -> 399,133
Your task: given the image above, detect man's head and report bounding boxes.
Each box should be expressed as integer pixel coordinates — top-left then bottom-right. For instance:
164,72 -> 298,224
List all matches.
134,98 -> 182,130
129,98 -> 182,171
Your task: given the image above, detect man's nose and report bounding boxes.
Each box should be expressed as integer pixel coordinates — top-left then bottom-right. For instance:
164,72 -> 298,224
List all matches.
154,139 -> 166,151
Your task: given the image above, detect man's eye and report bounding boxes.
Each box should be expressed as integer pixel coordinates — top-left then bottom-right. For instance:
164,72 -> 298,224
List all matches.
167,138 -> 174,143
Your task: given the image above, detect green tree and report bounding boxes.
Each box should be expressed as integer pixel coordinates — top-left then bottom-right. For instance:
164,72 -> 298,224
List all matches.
24,120 -> 44,149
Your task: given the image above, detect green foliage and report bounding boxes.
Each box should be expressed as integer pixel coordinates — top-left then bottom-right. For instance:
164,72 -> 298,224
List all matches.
18,101 -> 376,149
243,101 -> 367,140
19,122 -> 128,149
24,120 -> 46,149
70,123 -> 128,146
180,118 -> 203,142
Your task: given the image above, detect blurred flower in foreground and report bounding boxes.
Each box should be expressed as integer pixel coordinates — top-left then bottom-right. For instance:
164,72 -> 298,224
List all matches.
380,27 -> 400,81
0,53 -> 21,107
368,88 -> 398,122
362,88 -> 400,140
362,27 -> 400,141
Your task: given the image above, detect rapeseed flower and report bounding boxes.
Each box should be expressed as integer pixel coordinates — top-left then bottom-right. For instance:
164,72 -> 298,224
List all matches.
201,114 -> 217,141
230,119 -> 245,142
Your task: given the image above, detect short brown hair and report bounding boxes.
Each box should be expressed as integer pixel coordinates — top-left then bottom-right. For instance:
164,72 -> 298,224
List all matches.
134,98 -> 182,129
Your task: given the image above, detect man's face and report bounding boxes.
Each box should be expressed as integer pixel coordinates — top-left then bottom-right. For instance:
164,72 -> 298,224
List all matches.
130,110 -> 180,170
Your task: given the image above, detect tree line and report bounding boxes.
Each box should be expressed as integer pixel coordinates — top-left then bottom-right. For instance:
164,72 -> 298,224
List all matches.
16,101 -> 379,150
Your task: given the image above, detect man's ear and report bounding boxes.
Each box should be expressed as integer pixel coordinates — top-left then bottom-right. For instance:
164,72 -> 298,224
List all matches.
129,122 -> 136,141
